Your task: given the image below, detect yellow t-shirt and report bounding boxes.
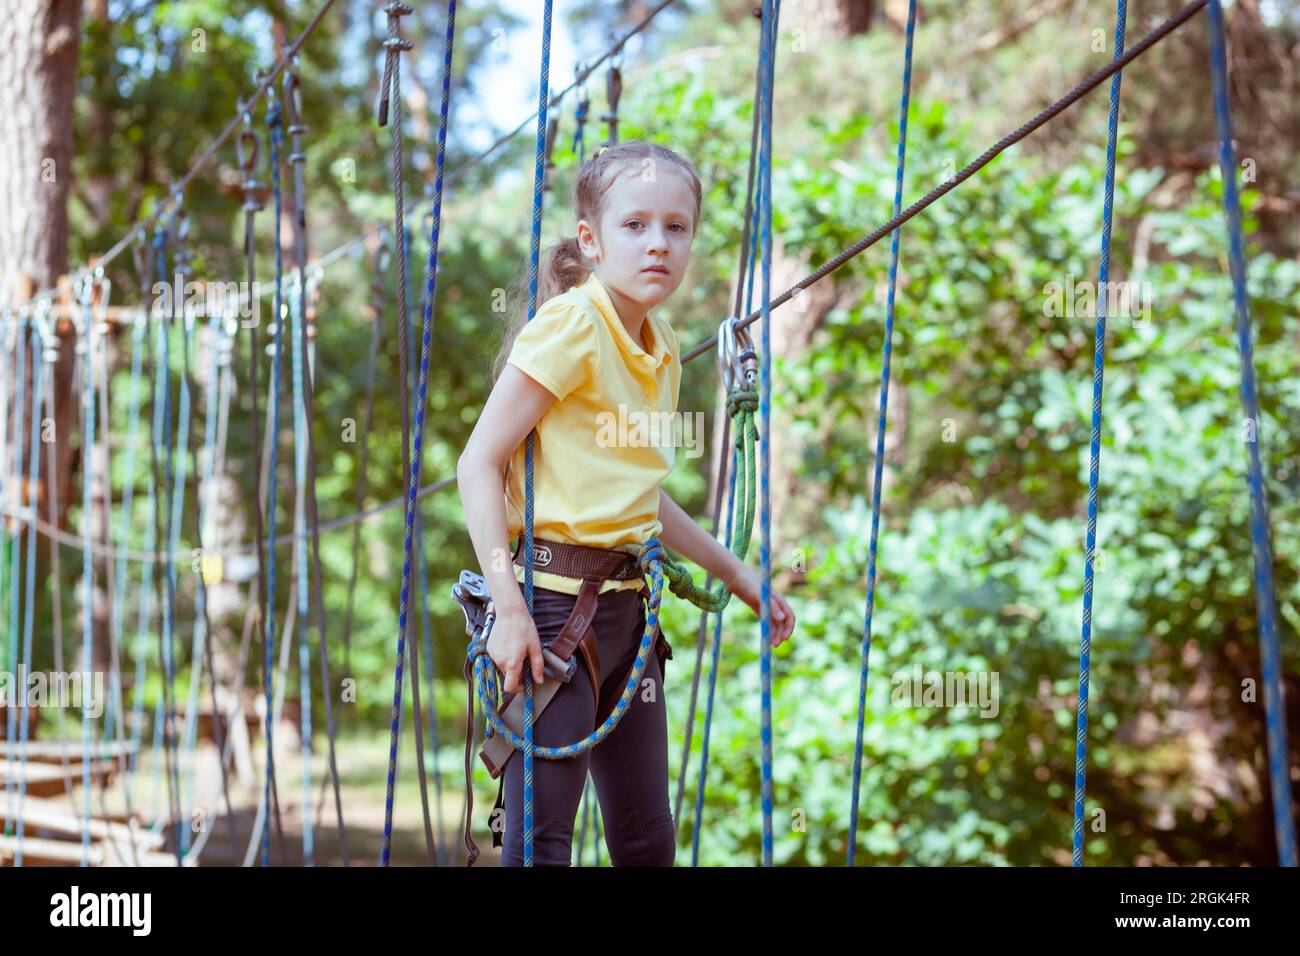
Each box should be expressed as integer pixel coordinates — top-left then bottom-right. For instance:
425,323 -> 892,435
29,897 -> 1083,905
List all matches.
504,272 -> 682,596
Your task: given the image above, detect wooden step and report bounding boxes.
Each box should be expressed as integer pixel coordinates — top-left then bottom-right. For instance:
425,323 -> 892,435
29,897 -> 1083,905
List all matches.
0,739 -> 137,763
0,796 -> 164,850
0,835 -> 104,866
0,759 -> 119,798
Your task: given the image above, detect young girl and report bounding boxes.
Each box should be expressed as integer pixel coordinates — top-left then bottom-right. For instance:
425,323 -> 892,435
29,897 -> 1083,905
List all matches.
457,140 -> 796,867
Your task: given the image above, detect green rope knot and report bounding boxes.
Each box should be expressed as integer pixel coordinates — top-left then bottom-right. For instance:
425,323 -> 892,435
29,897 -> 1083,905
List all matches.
633,383 -> 761,615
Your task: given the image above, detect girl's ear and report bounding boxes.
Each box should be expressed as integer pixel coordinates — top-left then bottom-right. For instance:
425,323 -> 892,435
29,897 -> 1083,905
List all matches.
577,219 -> 601,261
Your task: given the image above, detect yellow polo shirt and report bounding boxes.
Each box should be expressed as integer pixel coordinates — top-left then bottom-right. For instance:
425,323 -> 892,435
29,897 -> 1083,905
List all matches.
504,272 -> 682,596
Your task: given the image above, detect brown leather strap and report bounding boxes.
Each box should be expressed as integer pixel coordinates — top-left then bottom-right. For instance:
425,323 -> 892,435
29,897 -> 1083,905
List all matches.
512,535 -> 643,582
462,656 -> 480,866
549,577 -> 600,661
577,627 -> 601,710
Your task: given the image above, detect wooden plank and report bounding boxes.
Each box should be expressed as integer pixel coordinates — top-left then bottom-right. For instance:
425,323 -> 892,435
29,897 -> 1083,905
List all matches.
0,796 -> 164,850
0,759 -> 118,798
0,739 -> 137,763
0,835 -> 104,866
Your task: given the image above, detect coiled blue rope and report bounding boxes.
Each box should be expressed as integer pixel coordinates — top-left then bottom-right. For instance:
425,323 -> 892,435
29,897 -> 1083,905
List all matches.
1072,0 -> 1127,868
848,0 -> 915,868
1205,0 -> 1296,869
467,543 -> 669,761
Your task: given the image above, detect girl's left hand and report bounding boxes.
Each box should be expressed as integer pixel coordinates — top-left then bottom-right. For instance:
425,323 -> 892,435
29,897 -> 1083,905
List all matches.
725,564 -> 796,648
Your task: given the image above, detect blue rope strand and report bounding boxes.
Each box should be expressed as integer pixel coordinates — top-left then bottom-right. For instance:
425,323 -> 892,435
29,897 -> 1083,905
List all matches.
848,0 -> 915,867
381,0 -> 457,866
15,323 -> 43,864
692,443 -> 739,867
289,280 -> 314,866
167,310 -> 193,860
755,0 -> 779,869
5,319 -> 27,802
106,319 -> 145,744
1073,0 -> 1127,868
1205,0 -> 1297,868
263,101 -> 286,868
77,284 -> 97,866
519,0 -> 555,868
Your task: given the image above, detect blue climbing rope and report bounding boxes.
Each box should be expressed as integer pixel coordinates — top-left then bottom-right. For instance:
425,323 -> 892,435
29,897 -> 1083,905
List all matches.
754,0 -> 779,869
106,316 -> 146,748
1205,0 -> 1297,869
4,315 -> 28,797
518,0 -> 556,868
1072,0 -> 1127,868
15,317 -> 45,865
263,95 -> 287,868
692,443 -> 739,867
289,275 -> 314,867
404,224 -> 450,866
848,0 -> 916,867
76,274 -> 98,867
380,0 -> 456,867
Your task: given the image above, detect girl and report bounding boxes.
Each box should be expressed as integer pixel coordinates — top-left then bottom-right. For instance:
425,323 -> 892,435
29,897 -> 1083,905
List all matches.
457,140 -> 795,867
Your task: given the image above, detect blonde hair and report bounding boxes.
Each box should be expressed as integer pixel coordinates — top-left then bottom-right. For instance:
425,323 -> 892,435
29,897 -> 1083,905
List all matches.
490,140 -> 702,382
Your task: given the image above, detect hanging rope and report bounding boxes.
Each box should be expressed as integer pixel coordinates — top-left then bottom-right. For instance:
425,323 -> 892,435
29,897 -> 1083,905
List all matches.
404,221 -> 449,865
340,230 -> 389,680
516,0 -> 558,868
175,254 -> 239,864
753,0 -> 780,869
1205,0 -> 1297,869
377,0 -> 443,868
262,90 -> 290,867
4,313 -> 28,812
848,0 -> 915,867
237,104 -> 277,868
75,270 -> 103,867
1070,0 -> 1128,869
14,314 -> 46,864
282,62 -> 349,865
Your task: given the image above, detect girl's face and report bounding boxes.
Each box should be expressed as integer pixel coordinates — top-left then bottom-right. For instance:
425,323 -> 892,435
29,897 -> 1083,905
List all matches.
577,164 -> 696,321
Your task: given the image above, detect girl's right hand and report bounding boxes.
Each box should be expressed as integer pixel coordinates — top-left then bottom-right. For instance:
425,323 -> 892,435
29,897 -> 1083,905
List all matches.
487,603 -> 546,695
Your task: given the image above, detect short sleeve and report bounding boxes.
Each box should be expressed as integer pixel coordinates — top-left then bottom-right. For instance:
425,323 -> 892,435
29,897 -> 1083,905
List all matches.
506,299 -> 600,401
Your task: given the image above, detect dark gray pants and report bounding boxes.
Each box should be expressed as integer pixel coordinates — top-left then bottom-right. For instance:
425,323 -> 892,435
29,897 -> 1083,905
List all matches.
501,585 -> 676,867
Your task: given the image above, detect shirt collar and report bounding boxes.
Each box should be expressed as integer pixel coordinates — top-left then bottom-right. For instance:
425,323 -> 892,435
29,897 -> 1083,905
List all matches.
579,272 -> 672,372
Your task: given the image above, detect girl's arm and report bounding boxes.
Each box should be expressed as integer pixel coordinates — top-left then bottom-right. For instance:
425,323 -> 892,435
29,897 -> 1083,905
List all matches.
657,487 -> 745,587
657,487 -> 797,646
457,366 -> 557,616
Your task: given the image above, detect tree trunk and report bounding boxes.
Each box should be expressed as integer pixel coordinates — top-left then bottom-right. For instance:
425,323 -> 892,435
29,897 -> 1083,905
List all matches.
0,2 -> 82,663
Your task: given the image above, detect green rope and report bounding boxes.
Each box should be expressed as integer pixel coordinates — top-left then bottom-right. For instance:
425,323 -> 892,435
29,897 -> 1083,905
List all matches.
659,384 -> 758,613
